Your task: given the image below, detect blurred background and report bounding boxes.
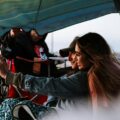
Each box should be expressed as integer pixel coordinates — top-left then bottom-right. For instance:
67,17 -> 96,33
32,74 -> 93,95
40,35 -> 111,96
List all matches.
46,13 -> 120,57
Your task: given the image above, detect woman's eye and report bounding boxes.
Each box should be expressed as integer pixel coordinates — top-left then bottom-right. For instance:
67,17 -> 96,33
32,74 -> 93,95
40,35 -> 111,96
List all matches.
76,53 -> 81,56
71,51 -> 76,54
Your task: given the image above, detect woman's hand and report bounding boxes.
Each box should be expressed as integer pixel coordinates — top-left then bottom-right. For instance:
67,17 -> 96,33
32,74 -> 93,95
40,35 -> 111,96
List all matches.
0,56 -> 9,79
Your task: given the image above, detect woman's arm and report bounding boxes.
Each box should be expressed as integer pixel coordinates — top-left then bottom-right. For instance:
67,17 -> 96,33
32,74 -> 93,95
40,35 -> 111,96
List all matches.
5,71 -> 88,98
0,57 -> 88,98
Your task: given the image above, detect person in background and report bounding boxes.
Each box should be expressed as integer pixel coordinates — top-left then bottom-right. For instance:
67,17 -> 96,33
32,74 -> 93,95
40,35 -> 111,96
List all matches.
27,29 -> 57,77
13,28 -> 56,77
0,28 -> 53,104
1,28 -> 56,77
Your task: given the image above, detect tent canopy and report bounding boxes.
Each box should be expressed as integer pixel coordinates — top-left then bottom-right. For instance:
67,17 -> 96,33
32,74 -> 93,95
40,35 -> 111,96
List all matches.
0,0 -> 120,35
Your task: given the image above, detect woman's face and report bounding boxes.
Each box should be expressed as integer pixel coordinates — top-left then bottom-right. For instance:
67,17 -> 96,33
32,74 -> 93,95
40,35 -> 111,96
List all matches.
68,51 -> 78,70
30,30 -> 43,42
75,43 -> 90,70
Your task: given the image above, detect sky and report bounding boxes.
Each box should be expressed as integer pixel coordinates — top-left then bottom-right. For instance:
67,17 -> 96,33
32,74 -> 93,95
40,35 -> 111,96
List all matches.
45,13 -> 120,54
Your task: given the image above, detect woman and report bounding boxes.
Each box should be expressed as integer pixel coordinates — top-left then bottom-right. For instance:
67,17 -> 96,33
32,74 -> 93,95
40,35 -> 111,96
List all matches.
46,38 -> 79,107
59,36 -> 80,76
74,32 -> 120,109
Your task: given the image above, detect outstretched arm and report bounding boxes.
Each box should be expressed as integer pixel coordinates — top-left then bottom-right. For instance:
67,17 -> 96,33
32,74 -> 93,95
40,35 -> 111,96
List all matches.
0,56 -> 88,98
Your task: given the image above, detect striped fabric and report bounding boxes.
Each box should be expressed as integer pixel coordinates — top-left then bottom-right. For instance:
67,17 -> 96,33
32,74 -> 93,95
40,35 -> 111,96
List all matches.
0,0 -> 118,35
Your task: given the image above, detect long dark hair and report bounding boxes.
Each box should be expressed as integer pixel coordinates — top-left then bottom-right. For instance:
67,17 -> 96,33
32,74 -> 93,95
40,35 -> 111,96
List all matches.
76,32 -> 120,107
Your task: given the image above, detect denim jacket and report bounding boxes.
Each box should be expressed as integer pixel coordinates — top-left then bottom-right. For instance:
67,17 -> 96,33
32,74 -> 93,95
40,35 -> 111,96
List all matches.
6,71 -> 89,109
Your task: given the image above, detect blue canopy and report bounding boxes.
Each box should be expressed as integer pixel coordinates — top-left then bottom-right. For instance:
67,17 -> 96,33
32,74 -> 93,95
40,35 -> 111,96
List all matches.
0,0 -> 119,35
